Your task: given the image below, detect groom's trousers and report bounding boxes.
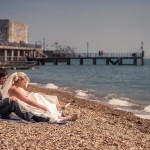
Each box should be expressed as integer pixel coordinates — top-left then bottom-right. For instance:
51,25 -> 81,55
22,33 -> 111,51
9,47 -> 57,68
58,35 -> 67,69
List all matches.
0,98 -> 49,122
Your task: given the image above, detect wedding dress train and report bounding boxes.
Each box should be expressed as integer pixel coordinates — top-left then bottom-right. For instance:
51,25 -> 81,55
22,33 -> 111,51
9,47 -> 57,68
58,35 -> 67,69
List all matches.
17,88 -> 64,123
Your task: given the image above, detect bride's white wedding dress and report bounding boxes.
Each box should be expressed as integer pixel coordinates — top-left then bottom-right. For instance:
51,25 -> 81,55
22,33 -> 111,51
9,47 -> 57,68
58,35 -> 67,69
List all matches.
17,87 -> 63,123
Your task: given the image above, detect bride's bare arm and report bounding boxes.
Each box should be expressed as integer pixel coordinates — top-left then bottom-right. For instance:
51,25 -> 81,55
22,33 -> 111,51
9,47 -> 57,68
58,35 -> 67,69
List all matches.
8,87 -> 49,111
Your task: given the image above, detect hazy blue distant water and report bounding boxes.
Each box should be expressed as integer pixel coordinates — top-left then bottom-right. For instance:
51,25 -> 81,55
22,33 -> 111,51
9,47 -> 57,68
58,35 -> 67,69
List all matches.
9,59 -> 150,119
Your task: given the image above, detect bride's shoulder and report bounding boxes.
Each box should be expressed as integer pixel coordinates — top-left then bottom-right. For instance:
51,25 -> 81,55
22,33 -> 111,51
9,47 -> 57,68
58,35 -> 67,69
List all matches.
10,85 -> 22,91
8,85 -> 19,95
9,85 -> 17,91
9,86 -> 26,96
10,85 -> 16,89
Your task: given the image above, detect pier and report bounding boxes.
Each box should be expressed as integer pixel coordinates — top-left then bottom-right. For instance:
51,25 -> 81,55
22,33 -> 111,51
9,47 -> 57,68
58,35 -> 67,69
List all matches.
0,44 -> 47,69
0,19 -> 47,69
0,19 -> 145,67
46,52 -> 144,66
45,41 -> 145,66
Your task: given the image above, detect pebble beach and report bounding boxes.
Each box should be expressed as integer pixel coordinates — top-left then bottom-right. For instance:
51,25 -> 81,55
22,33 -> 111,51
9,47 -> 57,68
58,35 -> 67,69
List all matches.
0,84 -> 150,150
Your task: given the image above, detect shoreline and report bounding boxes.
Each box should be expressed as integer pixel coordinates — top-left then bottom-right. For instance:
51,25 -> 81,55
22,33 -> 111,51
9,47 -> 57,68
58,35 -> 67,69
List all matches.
0,84 -> 150,149
35,83 -> 150,120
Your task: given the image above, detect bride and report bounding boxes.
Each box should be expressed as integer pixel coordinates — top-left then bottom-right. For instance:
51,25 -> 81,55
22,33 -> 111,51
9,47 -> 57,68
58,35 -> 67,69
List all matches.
2,72 -> 79,123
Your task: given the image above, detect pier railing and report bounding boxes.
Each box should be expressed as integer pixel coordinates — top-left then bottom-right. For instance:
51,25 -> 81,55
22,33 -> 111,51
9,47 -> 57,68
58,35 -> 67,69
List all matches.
0,42 -> 42,49
54,52 -> 143,58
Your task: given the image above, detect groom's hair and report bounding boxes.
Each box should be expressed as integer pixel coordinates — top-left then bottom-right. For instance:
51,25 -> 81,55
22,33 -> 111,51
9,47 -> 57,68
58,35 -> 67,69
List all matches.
0,68 -> 8,77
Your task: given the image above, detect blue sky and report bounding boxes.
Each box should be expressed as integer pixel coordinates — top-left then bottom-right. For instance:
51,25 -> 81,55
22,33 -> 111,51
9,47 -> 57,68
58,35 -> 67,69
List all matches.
0,0 -> 150,57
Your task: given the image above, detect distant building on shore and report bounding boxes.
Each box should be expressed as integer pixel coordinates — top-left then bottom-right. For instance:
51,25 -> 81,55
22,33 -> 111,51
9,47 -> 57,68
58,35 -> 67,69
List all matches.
0,19 -> 28,43
0,19 -> 46,65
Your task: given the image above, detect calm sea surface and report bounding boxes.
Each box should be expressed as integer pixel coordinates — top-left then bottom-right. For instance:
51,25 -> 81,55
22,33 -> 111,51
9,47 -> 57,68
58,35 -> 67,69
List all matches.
9,59 -> 150,119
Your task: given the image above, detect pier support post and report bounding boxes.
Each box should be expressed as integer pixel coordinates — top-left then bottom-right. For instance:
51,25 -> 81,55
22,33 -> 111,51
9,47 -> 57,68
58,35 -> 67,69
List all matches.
80,58 -> 83,65
41,59 -> 45,65
133,58 -> 137,65
54,58 -> 58,65
67,58 -> 71,65
118,58 -> 122,65
106,58 -> 109,65
93,58 -> 96,65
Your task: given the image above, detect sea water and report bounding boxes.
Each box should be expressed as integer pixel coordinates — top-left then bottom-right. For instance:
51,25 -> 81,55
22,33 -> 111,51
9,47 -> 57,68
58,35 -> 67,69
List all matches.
8,59 -> 150,119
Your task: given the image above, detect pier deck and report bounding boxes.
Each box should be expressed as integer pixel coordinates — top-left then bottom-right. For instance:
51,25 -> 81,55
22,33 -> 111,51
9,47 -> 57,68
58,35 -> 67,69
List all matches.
46,52 -> 144,66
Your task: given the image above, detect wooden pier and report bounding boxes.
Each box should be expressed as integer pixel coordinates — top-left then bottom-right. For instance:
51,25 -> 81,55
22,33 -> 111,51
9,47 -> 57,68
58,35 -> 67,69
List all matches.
46,52 -> 144,66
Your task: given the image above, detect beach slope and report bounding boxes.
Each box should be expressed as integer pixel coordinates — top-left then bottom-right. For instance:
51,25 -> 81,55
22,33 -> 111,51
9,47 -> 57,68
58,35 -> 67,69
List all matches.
0,85 -> 150,149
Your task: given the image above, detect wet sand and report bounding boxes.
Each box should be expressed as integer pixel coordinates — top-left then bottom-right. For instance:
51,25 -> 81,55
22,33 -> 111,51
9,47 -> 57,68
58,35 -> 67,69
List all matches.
0,85 -> 150,149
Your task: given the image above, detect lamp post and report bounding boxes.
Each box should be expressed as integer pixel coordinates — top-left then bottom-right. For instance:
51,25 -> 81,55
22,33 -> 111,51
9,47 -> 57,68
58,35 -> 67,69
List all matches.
43,37 -> 46,51
87,42 -> 89,57
46,44 -> 48,50
54,42 -> 58,51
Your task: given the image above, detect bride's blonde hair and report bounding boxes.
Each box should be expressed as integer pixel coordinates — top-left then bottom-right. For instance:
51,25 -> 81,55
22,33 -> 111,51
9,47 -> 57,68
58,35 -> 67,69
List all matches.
13,72 -> 30,87
2,72 -> 30,99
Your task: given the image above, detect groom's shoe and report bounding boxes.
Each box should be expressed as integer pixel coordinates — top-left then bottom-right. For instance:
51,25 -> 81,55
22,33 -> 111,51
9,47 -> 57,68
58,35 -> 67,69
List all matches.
32,115 -> 49,122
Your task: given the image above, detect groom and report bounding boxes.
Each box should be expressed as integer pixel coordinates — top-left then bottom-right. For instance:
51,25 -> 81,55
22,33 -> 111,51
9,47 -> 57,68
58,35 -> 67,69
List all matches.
0,68 -> 49,122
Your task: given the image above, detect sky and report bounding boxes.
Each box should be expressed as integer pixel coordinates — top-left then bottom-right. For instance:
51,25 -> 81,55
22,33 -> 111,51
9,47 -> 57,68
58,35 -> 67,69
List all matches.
0,0 -> 150,57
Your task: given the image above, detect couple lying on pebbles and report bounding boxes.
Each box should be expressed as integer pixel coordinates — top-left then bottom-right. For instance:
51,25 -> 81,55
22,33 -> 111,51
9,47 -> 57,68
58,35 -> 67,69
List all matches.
0,68 -> 80,123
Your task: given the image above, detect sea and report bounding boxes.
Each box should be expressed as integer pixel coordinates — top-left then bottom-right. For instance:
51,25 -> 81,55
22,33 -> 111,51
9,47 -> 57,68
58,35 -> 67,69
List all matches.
8,59 -> 150,119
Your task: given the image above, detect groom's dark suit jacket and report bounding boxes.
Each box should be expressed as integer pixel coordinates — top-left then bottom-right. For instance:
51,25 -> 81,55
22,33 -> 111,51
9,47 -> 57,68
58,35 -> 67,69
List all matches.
0,86 -> 3,100
0,90 -> 10,108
